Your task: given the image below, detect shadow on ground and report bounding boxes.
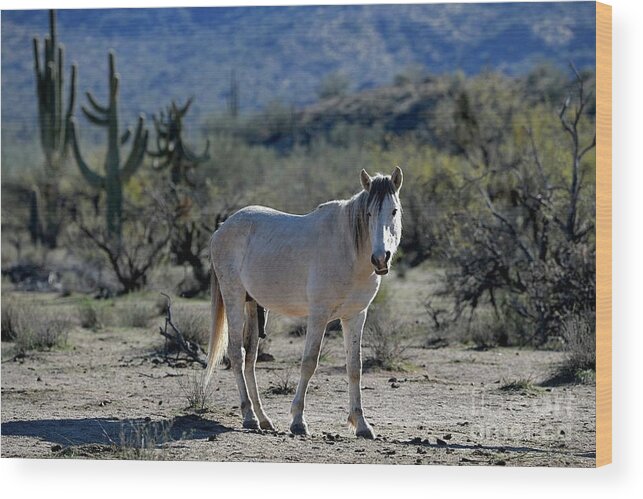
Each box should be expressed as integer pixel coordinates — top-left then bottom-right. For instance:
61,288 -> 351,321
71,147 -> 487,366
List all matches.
1,414 -> 232,447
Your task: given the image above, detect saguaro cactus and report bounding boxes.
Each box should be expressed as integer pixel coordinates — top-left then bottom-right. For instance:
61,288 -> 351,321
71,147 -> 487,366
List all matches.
69,51 -> 148,239
33,9 -> 76,247
148,98 -> 209,186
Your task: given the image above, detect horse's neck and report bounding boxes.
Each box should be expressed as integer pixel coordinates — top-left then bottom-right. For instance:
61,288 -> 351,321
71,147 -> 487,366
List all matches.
337,200 -> 373,279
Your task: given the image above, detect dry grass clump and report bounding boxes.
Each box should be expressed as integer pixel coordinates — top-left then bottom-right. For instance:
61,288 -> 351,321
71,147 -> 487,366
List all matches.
266,367 -> 296,395
1,297 -> 21,342
76,300 -> 102,331
116,419 -> 174,460
169,303 -> 210,346
8,308 -> 72,353
548,312 -> 596,384
116,302 -> 156,328
178,372 -> 213,412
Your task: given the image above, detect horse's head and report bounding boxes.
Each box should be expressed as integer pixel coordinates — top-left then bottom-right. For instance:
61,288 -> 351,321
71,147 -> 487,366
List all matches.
360,167 -> 403,275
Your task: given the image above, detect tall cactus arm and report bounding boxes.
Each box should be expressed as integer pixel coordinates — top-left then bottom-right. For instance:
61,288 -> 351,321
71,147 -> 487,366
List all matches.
183,139 -> 210,163
69,118 -> 105,189
82,105 -> 110,126
121,128 -> 131,145
62,64 -> 76,152
85,91 -> 109,114
55,46 -> 63,150
49,10 -> 56,45
33,38 -> 42,80
121,116 -> 148,181
175,97 -> 193,118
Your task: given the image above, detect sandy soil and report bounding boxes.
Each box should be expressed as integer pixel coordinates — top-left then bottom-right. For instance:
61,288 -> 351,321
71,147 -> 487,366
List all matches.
1,315 -> 595,466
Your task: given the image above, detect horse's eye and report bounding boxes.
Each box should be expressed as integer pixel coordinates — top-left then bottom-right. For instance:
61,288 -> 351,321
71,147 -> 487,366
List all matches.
392,209 -> 398,216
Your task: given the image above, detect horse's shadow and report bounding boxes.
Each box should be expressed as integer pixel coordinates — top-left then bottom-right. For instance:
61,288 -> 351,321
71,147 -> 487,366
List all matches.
1,414 -> 232,448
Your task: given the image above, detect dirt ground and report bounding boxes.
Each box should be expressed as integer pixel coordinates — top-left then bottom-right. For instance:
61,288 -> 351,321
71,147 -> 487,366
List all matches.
1,298 -> 595,466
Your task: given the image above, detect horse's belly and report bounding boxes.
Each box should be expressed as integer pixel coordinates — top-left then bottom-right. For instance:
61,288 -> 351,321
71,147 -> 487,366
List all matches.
241,263 -> 310,317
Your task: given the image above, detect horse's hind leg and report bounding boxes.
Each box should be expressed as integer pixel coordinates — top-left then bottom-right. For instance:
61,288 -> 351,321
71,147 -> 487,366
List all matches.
243,302 -> 275,431
221,288 -> 260,429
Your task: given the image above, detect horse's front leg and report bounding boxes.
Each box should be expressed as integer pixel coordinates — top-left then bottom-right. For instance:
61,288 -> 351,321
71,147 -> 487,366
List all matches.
290,312 -> 328,436
341,310 -> 375,439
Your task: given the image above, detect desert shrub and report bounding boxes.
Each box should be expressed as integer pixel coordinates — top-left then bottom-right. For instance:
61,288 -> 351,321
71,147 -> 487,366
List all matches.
117,302 -> 155,328
266,367 -> 296,395
77,300 -> 101,331
1,298 -> 21,341
12,309 -> 72,352
363,304 -> 410,371
547,311 -> 596,384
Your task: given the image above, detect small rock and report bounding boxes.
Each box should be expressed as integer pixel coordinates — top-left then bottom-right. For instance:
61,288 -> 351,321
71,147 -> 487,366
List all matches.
390,383 -> 400,389
36,377 -> 42,382
560,429 -> 566,435
436,438 -> 447,446
494,460 -> 507,466
388,377 -> 397,383
51,444 -> 62,452
207,435 -> 217,442
443,433 -> 452,440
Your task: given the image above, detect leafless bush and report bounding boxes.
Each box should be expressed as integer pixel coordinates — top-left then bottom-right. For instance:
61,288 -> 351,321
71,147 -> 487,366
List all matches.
434,66 -> 596,346
76,199 -> 171,295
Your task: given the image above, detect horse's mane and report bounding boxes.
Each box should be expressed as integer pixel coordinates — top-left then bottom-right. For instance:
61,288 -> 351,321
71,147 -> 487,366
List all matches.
345,175 -> 399,252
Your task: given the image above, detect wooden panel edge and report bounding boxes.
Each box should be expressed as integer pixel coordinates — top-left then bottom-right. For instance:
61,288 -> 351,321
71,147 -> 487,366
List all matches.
595,1 -> 612,468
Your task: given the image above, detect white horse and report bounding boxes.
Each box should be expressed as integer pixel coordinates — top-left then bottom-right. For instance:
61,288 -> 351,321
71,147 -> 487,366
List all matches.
205,167 -> 403,438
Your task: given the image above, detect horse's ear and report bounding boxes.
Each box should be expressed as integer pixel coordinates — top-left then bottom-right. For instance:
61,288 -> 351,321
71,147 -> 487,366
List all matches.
391,166 -> 403,192
360,169 -> 372,192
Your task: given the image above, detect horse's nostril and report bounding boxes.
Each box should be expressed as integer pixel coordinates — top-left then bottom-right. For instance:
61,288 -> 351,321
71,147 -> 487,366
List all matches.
385,251 -> 391,263
371,254 -> 378,266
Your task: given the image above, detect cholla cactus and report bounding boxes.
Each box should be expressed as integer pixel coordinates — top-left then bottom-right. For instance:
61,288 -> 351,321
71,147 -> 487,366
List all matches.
148,98 -> 209,186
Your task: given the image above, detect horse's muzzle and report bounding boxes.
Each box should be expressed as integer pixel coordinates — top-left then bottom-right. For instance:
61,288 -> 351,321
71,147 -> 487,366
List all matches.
371,251 -> 391,275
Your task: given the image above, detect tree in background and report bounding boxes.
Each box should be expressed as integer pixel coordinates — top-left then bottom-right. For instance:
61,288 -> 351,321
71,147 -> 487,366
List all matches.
433,66 -> 596,346
148,98 -> 212,296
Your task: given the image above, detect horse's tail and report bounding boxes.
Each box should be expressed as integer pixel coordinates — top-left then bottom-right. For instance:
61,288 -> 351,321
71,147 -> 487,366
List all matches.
205,266 -> 228,386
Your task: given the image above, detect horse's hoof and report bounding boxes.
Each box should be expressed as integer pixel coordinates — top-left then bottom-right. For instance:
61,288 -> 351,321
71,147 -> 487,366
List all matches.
243,418 -> 260,430
356,426 -> 376,439
260,419 -> 276,431
290,422 -> 310,436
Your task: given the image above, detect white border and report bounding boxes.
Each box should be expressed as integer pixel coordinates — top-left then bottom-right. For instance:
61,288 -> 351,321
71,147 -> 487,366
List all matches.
2,0 -> 641,497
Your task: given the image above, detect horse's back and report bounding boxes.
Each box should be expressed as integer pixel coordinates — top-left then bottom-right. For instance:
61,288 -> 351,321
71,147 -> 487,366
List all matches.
210,204 -> 340,315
